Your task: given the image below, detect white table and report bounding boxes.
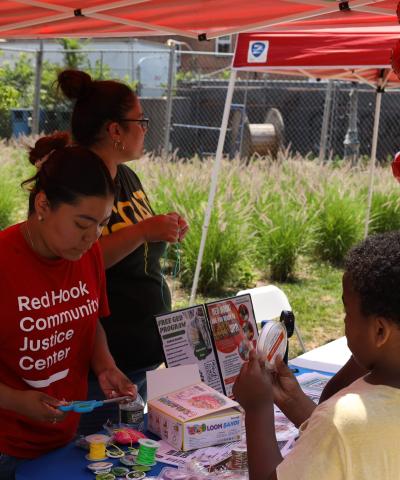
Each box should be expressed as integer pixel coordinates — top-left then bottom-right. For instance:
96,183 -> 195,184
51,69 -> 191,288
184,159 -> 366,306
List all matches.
290,336 -> 351,374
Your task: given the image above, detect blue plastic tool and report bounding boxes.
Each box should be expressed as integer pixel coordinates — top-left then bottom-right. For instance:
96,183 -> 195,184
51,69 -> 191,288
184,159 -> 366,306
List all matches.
59,395 -> 131,413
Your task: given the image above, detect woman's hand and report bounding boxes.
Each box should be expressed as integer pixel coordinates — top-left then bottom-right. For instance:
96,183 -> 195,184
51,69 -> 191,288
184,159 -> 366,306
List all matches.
100,212 -> 189,268
141,212 -> 189,244
97,366 -> 137,400
13,390 -> 67,424
176,213 -> 189,241
233,350 -> 273,411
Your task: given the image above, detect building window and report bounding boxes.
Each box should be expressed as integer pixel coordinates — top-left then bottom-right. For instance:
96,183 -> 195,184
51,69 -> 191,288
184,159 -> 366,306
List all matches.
215,35 -> 231,53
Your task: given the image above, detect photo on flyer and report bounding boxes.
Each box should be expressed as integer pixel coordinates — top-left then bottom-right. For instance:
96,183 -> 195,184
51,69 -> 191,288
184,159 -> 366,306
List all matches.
204,294 -> 259,397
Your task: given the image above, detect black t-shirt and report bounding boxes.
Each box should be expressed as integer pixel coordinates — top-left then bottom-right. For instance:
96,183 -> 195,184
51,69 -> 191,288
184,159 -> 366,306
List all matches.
101,164 -> 170,371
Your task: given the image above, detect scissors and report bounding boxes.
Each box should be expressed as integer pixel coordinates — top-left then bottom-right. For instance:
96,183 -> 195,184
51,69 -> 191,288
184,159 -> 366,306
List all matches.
59,395 -> 132,413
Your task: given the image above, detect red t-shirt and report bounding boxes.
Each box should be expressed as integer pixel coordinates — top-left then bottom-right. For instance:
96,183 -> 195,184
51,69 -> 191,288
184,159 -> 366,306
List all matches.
0,223 -> 110,458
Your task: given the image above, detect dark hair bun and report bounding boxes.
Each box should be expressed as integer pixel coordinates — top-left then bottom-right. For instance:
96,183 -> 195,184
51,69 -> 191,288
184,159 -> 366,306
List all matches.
29,132 -> 70,166
57,70 -> 93,100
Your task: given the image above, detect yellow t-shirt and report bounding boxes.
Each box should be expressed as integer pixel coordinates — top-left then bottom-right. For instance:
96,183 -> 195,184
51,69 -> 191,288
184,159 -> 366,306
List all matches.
277,377 -> 400,480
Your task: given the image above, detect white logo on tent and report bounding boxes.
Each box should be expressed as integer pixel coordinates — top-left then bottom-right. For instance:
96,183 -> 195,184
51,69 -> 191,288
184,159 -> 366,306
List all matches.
247,41 -> 269,63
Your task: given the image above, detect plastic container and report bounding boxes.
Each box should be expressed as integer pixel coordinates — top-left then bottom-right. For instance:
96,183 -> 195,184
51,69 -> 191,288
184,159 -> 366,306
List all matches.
119,393 -> 145,431
256,320 -> 287,369
87,461 -> 113,474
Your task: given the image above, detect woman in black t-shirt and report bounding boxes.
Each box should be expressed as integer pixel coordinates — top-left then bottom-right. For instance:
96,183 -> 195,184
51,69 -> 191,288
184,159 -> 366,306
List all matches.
58,70 -> 188,434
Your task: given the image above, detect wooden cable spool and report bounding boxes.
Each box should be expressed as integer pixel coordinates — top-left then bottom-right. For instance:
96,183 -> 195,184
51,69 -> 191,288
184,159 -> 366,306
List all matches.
231,108 -> 284,159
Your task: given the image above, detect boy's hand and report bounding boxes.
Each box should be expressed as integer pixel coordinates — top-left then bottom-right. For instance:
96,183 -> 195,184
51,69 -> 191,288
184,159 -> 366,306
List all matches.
233,350 -> 273,411
271,355 -> 303,410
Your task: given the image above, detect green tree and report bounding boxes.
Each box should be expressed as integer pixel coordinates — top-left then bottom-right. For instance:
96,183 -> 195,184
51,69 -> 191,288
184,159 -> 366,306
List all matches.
0,53 -> 35,107
57,38 -> 89,70
0,85 -> 19,110
0,84 -> 20,138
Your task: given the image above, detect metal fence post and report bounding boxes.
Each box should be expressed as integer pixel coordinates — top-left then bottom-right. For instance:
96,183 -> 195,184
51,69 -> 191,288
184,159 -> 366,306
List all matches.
99,51 -> 103,78
163,45 -> 176,158
364,87 -> 383,238
32,40 -> 43,135
343,82 -> 360,164
238,71 -> 250,155
318,80 -> 333,162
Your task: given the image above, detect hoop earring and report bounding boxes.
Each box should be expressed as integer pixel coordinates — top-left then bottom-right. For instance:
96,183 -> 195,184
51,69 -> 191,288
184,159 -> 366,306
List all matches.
113,140 -> 126,152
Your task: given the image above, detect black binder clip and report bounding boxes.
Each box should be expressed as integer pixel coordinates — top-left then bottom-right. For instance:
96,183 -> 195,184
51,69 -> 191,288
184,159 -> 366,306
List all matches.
280,310 -> 295,365
339,1 -> 351,11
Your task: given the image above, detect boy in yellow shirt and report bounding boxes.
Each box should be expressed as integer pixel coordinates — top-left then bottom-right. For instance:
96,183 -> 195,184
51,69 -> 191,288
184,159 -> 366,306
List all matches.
233,231 -> 400,480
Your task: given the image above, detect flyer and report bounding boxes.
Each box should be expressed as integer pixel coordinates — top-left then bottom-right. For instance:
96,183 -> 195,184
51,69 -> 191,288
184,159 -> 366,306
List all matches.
296,372 -> 332,403
155,294 -> 259,398
155,439 -> 243,467
155,305 -> 224,393
204,295 -> 259,397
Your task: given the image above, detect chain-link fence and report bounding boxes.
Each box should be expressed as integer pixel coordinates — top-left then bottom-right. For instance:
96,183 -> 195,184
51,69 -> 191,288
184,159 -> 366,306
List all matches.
1,43 -> 399,162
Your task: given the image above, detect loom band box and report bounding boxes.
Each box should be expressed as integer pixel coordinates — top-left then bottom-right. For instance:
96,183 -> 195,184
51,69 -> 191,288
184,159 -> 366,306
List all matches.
147,365 -> 242,451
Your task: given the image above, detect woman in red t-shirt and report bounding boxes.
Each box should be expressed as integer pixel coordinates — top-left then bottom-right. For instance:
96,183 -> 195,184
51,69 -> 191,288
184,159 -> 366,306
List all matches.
0,133 -> 136,479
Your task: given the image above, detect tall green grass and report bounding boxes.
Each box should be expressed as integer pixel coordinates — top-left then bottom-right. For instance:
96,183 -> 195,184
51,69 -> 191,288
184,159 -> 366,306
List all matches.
369,190 -> 400,234
313,186 -> 363,265
139,157 -> 256,294
0,173 -> 16,229
0,142 -> 32,227
1,145 -> 399,296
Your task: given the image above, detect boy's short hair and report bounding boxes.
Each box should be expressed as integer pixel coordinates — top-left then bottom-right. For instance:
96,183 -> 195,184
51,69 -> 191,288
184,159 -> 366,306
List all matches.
345,231 -> 400,324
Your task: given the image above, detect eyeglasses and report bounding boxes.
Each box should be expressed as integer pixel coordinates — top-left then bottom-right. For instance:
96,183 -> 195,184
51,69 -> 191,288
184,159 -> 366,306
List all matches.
118,117 -> 149,129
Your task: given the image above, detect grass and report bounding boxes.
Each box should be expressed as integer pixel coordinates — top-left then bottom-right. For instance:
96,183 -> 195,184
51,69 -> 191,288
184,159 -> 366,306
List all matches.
1,143 -> 397,359
0,141 -> 32,228
313,185 -> 363,265
273,258 -> 344,358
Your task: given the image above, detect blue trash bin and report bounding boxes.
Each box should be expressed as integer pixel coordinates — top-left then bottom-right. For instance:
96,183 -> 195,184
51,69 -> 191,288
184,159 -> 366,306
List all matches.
11,108 -> 32,137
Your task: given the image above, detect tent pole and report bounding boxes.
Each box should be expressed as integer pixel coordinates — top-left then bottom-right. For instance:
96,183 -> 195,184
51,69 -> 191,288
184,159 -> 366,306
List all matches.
189,69 -> 237,305
32,40 -> 43,135
163,44 -> 176,158
364,88 -> 383,238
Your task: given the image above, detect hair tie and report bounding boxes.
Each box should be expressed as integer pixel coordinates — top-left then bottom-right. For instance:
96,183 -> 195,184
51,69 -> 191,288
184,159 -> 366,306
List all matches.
35,149 -> 55,170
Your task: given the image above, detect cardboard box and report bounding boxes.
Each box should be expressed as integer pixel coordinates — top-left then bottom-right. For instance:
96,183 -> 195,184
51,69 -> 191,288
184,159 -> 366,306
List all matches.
147,365 -> 242,451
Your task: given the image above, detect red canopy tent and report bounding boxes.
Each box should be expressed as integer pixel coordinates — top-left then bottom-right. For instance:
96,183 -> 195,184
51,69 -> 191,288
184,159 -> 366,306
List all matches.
0,0 -> 398,39
190,27 -> 400,301
233,29 -> 399,85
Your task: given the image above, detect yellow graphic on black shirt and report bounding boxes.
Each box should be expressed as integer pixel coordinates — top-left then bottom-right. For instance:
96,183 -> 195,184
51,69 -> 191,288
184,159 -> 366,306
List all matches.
102,190 -> 152,236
